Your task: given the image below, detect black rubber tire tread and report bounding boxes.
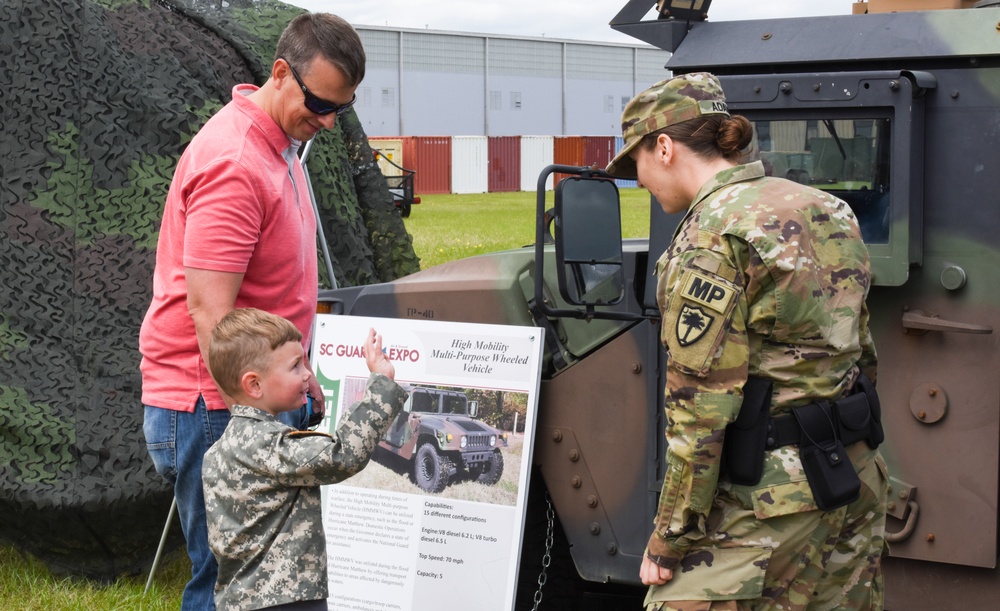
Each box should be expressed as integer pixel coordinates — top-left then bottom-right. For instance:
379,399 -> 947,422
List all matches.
476,449 -> 504,485
414,443 -> 451,493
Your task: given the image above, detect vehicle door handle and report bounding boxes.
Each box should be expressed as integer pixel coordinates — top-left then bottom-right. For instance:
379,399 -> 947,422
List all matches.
901,309 -> 993,334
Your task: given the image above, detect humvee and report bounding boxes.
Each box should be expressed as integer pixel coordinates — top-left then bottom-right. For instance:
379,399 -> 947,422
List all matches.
321,1 -> 1000,607
375,386 -> 507,493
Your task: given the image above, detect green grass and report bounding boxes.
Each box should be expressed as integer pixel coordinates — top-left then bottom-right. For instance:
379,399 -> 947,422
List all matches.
404,187 -> 652,269
0,186 -> 653,609
0,545 -> 189,610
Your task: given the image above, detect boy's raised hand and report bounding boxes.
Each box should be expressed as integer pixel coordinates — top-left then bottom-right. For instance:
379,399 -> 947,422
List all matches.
364,327 -> 395,379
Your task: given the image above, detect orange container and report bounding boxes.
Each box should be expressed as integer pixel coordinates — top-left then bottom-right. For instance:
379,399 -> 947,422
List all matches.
553,136 -> 585,186
402,136 -> 452,195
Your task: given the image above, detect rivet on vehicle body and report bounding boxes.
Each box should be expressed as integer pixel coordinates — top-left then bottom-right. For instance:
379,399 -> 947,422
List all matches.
813,83 -> 820,91
632,362 -> 642,374
926,533 -> 936,542
780,82 -> 792,94
887,502 -> 896,511
890,80 -> 900,91
951,90 -> 960,99
571,476 -> 582,488
917,411 -> 926,420
899,490 -> 909,500
587,495 -> 598,508
606,542 -> 618,555
754,85 -> 762,93
928,388 -> 937,397
590,522 -> 601,535
552,430 -> 562,442
569,449 -> 580,462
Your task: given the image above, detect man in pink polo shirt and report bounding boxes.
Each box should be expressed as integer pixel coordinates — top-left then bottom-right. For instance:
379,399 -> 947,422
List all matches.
139,13 -> 364,610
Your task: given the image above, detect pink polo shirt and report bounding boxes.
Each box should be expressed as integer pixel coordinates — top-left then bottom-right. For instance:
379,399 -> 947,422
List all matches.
139,85 -> 318,412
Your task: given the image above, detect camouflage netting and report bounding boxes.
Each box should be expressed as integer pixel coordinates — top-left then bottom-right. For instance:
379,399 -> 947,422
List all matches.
0,0 -> 420,580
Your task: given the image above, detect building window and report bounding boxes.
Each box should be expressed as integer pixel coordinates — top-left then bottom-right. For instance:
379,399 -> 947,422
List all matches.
604,95 -> 615,113
511,91 -> 522,110
359,87 -> 371,107
490,90 -> 502,111
381,88 -> 395,108
622,96 -> 630,112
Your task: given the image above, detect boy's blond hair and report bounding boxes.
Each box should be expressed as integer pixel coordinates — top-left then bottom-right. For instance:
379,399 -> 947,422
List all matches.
209,308 -> 303,398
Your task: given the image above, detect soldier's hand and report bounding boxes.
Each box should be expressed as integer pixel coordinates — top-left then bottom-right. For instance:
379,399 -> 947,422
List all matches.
640,555 -> 673,585
364,327 -> 395,379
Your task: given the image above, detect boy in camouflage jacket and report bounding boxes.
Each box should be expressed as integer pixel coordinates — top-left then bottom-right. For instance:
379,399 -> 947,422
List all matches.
202,308 -> 407,611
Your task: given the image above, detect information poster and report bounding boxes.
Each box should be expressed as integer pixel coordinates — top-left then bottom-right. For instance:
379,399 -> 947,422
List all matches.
310,314 -> 544,611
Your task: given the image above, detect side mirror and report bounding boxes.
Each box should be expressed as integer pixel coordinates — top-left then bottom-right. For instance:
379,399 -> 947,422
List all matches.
468,400 -> 478,418
554,176 -> 625,306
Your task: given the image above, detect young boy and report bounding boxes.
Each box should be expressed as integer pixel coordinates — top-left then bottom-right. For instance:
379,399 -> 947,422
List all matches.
202,307 -> 406,611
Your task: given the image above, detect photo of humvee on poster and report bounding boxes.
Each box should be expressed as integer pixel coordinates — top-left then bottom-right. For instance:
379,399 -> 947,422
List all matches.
338,379 -> 527,505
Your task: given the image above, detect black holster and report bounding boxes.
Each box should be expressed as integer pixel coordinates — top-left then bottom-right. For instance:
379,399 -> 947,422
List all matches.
721,376 -> 773,486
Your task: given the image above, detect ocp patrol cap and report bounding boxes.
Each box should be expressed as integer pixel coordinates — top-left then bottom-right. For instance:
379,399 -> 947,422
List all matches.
606,72 -> 730,179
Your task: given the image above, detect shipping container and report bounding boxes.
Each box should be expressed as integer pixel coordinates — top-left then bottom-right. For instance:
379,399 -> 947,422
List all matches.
520,135 -> 554,192
451,136 -> 489,194
403,136 -> 452,195
368,137 -> 405,180
583,136 -> 616,170
488,136 -> 521,193
553,135 -> 585,186
613,136 -> 638,189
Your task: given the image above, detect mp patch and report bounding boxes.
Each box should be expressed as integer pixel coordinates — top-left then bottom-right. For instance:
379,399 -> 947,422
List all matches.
681,270 -> 736,315
664,267 -> 741,377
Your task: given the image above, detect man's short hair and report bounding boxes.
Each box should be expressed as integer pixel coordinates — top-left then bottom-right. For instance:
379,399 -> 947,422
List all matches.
276,12 -> 366,86
209,308 -> 303,398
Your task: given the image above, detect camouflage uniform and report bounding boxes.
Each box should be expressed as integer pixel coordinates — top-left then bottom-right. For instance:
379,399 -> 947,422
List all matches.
643,161 -> 887,610
202,373 -> 406,611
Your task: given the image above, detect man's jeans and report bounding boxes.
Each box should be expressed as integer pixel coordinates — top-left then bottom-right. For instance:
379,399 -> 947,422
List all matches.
144,398 -> 306,610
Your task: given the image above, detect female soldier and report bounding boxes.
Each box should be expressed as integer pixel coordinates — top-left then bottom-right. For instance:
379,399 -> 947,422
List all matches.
605,73 -> 887,610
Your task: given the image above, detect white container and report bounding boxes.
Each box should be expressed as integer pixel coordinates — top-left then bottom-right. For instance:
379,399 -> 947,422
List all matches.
451,136 -> 489,194
520,135 -> 554,192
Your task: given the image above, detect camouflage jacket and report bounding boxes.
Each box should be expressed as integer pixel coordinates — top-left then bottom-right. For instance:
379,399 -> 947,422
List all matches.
647,161 -> 877,567
202,373 -> 406,611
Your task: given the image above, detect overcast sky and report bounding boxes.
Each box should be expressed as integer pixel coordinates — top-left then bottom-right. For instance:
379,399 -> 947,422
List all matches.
284,1 -> 856,44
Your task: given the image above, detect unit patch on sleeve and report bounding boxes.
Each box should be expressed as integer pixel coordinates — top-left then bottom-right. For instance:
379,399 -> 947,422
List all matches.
681,270 -> 735,315
663,268 -> 740,376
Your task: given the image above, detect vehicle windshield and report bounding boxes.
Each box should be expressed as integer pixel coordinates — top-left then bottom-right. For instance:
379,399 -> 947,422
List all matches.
411,392 -> 436,413
442,395 -> 467,415
748,118 -> 891,244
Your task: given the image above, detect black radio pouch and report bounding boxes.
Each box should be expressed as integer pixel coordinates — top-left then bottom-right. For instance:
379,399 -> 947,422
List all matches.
722,376 -> 773,486
793,401 -> 861,511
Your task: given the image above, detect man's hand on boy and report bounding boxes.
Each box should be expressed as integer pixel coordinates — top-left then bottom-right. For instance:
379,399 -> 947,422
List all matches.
365,327 -> 395,379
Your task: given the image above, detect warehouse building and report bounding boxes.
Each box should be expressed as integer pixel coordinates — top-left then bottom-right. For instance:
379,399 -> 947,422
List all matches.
353,26 -> 671,138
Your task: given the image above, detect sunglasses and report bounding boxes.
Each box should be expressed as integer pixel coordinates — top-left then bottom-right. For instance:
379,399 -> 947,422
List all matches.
281,57 -> 356,116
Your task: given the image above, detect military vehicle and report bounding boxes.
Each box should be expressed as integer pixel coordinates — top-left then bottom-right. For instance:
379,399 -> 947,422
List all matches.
374,386 -> 507,493
319,1 -> 1000,608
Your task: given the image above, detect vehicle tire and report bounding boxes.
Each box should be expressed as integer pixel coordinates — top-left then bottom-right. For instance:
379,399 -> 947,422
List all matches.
477,449 -> 504,485
400,200 -> 412,218
414,443 -> 450,493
